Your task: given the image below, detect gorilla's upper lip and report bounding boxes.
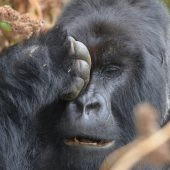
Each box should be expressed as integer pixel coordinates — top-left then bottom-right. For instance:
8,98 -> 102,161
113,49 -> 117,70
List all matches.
64,136 -> 114,148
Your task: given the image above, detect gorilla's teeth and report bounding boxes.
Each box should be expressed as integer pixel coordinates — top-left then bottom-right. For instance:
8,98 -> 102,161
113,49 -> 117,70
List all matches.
74,137 -> 79,143
64,137 -> 114,147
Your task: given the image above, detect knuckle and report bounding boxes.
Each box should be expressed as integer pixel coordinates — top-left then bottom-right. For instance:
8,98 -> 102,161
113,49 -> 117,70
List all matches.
74,60 -> 90,80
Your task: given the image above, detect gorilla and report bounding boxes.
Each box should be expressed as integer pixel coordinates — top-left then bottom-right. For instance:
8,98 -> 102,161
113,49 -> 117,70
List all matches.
0,0 -> 169,170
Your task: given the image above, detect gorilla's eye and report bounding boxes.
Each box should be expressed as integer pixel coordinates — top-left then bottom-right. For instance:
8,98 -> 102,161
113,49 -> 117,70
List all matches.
104,65 -> 121,74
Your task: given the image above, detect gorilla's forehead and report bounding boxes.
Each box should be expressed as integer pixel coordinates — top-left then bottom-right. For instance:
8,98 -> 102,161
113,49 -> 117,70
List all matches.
63,0 -> 167,64
84,25 -> 141,65
68,20 -> 141,64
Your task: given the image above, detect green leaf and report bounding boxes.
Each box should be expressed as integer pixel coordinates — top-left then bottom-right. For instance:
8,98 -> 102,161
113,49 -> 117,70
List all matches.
0,21 -> 11,32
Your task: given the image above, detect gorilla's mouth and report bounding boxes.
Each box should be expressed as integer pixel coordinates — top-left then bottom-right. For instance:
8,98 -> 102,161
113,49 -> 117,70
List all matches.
64,137 -> 114,148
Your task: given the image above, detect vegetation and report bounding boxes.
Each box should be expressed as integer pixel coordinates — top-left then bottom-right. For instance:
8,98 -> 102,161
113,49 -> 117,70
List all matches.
0,0 -> 67,52
164,0 -> 170,10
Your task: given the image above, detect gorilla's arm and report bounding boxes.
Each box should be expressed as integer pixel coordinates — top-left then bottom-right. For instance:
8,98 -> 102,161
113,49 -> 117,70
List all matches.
0,27 -> 91,169
0,28 -> 69,117
0,27 -> 91,118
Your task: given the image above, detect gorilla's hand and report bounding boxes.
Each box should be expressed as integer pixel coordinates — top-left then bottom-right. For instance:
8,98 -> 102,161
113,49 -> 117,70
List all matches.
63,37 -> 91,101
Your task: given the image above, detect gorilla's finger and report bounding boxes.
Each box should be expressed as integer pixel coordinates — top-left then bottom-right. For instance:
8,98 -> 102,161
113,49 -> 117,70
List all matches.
74,59 -> 90,87
63,77 -> 84,101
68,36 -> 91,67
68,36 -> 76,55
74,40 -> 91,68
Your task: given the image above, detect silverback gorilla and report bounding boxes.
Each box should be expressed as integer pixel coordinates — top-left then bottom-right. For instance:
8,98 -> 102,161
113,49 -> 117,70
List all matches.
0,0 -> 170,170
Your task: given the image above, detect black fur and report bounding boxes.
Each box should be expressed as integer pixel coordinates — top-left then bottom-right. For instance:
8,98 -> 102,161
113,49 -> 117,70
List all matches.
0,0 -> 169,170
0,27 -> 74,169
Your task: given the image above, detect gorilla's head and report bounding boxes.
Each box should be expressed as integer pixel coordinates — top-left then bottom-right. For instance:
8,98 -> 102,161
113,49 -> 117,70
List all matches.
38,0 -> 169,170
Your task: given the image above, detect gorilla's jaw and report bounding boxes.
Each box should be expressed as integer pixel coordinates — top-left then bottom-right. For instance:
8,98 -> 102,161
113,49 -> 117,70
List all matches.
54,140 -> 116,170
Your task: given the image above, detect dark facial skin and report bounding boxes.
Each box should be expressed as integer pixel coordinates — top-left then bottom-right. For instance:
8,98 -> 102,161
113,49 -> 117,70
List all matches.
36,1 -> 169,170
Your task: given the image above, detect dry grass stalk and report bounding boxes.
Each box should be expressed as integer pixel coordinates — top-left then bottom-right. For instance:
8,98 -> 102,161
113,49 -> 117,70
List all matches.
10,0 -> 69,28
0,0 -> 70,52
28,0 -> 43,19
0,5 -> 43,37
0,5 -> 44,52
100,103 -> 170,170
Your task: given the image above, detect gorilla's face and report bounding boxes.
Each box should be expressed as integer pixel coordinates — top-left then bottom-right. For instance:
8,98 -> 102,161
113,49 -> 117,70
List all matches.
50,27 -> 163,170
38,21 -> 167,170
59,29 -> 140,140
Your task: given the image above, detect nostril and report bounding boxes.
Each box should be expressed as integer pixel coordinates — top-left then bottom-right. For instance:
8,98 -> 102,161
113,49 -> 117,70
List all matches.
86,102 -> 101,111
74,100 -> 84,112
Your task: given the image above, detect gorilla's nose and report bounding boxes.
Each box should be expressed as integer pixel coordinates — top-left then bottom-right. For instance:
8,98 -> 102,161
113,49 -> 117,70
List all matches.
66,93 -> 107,120
75,98 -> 101,115
63,93 -> 115,139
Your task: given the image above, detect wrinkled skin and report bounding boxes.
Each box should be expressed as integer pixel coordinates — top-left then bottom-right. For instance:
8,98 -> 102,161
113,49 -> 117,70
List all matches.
0,0 -> 170,170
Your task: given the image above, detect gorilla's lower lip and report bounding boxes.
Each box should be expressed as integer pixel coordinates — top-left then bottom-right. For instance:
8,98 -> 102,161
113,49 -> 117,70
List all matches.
64,137 -> 114,148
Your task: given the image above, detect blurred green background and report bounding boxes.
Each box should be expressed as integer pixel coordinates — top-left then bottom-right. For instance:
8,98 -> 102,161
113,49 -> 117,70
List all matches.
164,0 -> 170,10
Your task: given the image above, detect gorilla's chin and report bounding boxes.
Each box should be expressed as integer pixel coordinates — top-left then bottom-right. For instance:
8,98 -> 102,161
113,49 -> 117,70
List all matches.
54,141 -> 115,170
